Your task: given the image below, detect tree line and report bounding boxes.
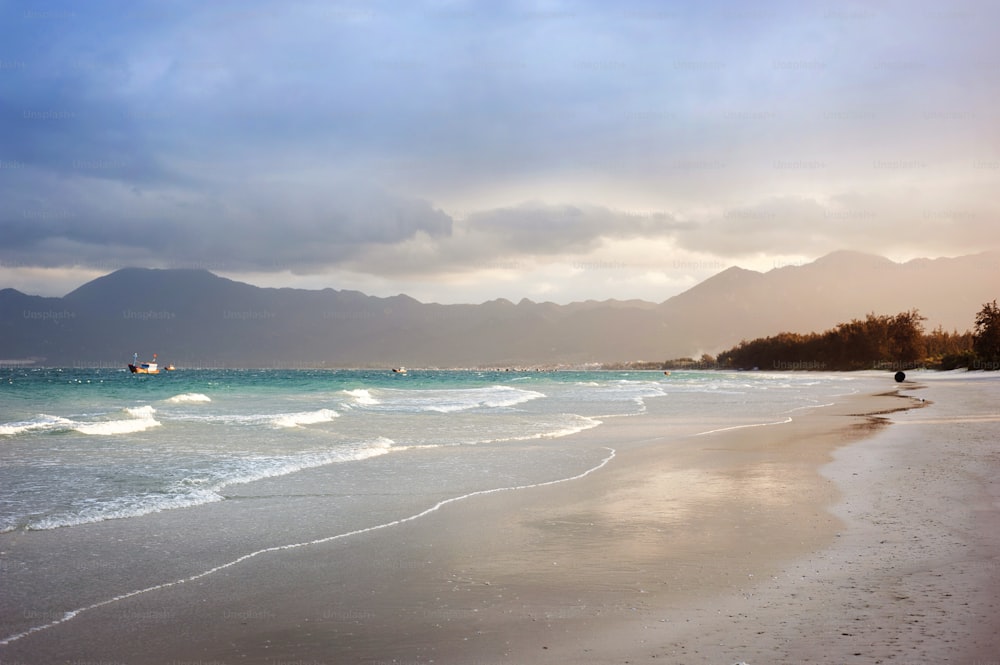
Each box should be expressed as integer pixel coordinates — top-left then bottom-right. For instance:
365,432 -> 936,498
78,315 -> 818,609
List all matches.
713,301 -> 1000,372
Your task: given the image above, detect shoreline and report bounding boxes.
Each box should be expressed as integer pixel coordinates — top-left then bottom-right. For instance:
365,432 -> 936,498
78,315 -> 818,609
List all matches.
515,376 -> 1000,664
2,376 -> 997,663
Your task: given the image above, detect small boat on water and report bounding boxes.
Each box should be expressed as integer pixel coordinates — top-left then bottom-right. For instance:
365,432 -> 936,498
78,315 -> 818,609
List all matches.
392,367 -> 407,375
129,353 -> 173,374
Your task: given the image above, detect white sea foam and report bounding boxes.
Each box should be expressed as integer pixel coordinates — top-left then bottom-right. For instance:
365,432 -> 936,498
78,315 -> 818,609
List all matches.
530,416 -> 603,439
573,380 -> 668,417
374,385 -> 545,413
125,405 -> 157,419
0,414 -> 74,436
475,385 -> 546,409
166,393 -> 212,404
71,405 -> 161,436
609,380 -> 669,399
218,438 -> 394,485
30,488 -> 224,531
342,388 -> 380,406
25,437 -> 395,531
72,419 -> 161,436
0,517 -> 22,533
1,406 -> 164,437
173,408 -> 339,428
270,408 -> 340,428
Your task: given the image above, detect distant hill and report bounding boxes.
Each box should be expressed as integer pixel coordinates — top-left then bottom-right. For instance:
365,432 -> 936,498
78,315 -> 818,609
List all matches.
657,250 -> 1000,357
1,251 -> 997,367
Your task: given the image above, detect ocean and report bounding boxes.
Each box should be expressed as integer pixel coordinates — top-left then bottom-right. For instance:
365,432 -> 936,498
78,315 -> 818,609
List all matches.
1,366 -> 902,655
0,367 -> 866,536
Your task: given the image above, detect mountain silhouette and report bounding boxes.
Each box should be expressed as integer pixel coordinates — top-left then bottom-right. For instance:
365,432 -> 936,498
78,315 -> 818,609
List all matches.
2,251 -> 997,367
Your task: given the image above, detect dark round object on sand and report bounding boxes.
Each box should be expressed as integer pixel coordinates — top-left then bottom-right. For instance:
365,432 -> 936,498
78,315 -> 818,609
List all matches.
894,371 -> 905,383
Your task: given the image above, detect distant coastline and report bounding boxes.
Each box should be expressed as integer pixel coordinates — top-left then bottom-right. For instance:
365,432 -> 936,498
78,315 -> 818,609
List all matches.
607,303 -> 1000,373
714,306 -> 998,372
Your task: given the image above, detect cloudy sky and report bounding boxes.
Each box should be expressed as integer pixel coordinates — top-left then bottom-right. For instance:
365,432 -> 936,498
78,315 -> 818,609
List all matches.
2,0 -> 998,303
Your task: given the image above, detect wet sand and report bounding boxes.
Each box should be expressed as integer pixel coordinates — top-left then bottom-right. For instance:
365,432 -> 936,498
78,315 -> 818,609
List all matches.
2,375 -> 998,664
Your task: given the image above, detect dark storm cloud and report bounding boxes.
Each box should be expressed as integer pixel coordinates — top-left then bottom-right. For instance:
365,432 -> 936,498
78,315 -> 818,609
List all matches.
0,169 -> 452,272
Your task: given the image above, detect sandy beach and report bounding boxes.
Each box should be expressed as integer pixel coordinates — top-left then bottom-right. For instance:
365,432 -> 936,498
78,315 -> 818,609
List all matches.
536,373 -> 1000,665
2,373 -> 999,664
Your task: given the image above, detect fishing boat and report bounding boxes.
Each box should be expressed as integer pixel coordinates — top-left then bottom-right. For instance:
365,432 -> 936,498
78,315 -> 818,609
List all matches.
392,366 -> 407,375
129,353 -> 160,374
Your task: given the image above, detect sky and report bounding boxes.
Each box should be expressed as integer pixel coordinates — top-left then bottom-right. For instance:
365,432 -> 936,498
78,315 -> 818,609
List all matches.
2,0 -> 998,304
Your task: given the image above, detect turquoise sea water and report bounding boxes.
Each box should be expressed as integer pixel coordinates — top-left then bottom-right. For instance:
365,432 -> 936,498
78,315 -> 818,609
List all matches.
0,368 -> 863,534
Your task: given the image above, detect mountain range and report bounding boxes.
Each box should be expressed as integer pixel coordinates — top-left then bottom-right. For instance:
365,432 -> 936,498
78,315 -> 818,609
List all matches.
2,250 -> 997,368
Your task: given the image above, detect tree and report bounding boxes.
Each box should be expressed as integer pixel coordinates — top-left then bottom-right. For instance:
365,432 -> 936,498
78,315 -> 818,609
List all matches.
887,309 -> 926,367
715,309 -> 941,371
973,300 -> 1000,370
925,325 -> 974,358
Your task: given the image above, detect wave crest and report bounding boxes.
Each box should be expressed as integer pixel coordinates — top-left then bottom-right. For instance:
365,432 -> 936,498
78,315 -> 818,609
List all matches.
74,406 -> 161,435
360,385 -> 545,413
27,437 -> 394,530
0,414 -> 74,437
166,393 -> 212,404
270,408 -> 339,428
341,388 -> 380,406
1,407 -> 161,437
